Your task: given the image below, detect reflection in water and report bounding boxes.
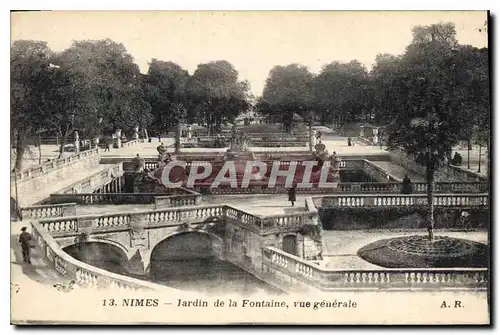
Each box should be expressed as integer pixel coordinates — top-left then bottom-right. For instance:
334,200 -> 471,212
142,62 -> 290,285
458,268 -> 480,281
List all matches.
64,244 -> 281,295
150,258 -> 282,296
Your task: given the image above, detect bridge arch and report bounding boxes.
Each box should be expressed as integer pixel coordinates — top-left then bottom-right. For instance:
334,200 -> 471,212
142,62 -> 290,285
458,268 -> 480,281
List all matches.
149,230 -> 224,281
62,241 -> 130,275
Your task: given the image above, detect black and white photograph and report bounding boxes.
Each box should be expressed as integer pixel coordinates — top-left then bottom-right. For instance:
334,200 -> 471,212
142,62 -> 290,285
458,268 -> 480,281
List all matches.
9,10 -> 491,325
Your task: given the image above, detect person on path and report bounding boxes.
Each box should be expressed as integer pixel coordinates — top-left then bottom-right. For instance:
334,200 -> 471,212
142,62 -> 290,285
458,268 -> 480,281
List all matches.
288,184 -> 297,207
104,138 -> 111,152
19,227 -> 32,264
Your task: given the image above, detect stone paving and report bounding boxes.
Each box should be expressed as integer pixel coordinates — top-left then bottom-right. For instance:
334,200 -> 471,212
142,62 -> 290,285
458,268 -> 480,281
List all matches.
202,194 -> 308,216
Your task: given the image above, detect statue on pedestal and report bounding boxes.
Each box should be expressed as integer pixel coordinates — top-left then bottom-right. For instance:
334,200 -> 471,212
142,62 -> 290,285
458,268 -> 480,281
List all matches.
74,131 -> 80,153
133,126 -> 140,140
114,129 -> 122,148
132,153 -> 145,173
372,128 -> 379,146
156,142 -> 168,161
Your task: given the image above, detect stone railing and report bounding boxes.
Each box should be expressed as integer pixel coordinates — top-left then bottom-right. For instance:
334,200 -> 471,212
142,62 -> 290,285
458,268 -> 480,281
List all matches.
446,165 -> 487,182
317,193 -> 489,208
37,204 -> 227,235
363,160 -> 399,182
154,188 -> 202,208
261,212 -> 319,231
336,181 -> 488,194
337,159 -> 365,170
30,220 -> 178,292
122,139 -> 142,148
387,147 -> 486,182
51,185 -> 200,208
263,246 -> 488,290
355,136 -> 373,146
21,203 -> 77,219
50,193 -> 161,205
12,148 -> 100,182
225,206 -> 264,231
54,163 -> 123,195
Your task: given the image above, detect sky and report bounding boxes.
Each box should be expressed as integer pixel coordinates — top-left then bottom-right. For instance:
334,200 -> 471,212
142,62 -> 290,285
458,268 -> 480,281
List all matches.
11,11 -> 488,96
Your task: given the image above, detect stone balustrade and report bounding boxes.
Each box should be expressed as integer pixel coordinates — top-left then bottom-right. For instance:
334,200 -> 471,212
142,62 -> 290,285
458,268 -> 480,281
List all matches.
30,220 -> 177,292
224,207 -> 266,233
55,163 -> 123,195
363,160 -> 398,182
318,193 -> 489,208
51,185 -> 200,207
122,139 -> 142,148
21,203 -> 77,219
263,246 -> 488,290
51,193 -> 160,205
32,190 -> 489,293
388,147 -> 487,182
12,148 -> 100,182
355,136 -> 373,146
261,212 -> 319,231
154,192 -> 202,208
336,181 -> 488,194
37,203 -> 228,235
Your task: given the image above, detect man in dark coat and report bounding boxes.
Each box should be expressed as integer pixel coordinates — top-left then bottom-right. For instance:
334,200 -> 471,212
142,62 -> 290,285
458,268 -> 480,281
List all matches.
19,227 -> 32,264
401,174 -> 413,194
288,185 -> 297,207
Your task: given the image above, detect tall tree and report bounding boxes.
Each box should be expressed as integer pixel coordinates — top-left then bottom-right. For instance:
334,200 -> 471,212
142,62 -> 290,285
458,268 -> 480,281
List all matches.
11,40 -> 54,170
258,64 -> 315,132
144,60 -> 189,137
314,61 -> 369,126
48,39 -> 152,156
369,54 -> 404,124
188,61 -> 250,134
386,22 -> 470,240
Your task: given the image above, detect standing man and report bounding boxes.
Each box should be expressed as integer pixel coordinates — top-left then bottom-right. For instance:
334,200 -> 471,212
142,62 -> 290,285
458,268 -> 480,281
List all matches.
288,184 -> 297,207
401,174 -> 413,194
19,227 -> 32,264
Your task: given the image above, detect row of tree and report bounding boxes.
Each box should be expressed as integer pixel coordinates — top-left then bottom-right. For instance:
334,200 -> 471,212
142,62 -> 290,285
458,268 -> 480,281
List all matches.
256,22 -> 489,140
256,22 -> 489,240
11,39 -> 251,170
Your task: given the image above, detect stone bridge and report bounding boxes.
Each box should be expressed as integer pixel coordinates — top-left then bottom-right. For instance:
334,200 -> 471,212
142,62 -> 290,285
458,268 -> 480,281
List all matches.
28,192 -> 489,293
32,202 -> 321,282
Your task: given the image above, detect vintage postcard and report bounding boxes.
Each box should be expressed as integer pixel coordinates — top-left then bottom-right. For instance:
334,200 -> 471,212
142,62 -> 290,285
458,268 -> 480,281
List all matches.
10,10 -> 490,325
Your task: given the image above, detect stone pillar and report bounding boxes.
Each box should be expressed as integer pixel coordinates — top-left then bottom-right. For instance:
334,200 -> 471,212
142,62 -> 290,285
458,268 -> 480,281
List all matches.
296,234 -> 305,259
133,126 -> 139,140
360,126 -> 365,138
74,131 -> 80,153
372,128 -> 379,145
187,125 -> 192,140
114,129 -> 122,148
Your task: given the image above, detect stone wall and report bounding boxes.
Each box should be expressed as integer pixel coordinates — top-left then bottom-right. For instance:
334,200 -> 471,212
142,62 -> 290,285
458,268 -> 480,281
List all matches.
12,150 -> 101,207
388,148 -> 486,182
